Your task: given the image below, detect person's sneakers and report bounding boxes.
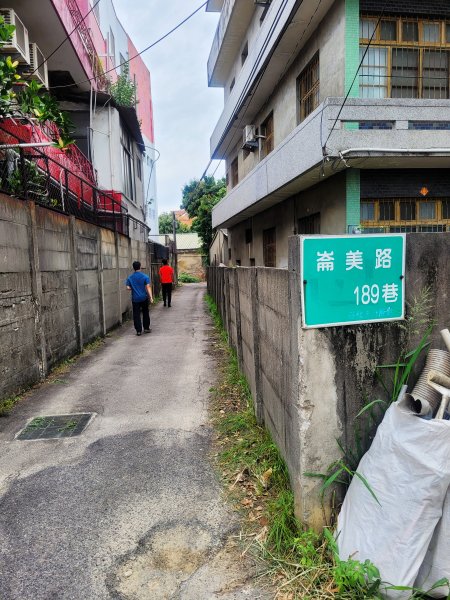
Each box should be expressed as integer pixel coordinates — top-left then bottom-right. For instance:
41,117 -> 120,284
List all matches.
168,304 -> 171,307
136,331 -> 142,336
144,329 -> 152,334
163,302 -> 166,306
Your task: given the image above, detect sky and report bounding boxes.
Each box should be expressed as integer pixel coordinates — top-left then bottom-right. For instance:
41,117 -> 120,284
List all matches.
113,0 -> 225,216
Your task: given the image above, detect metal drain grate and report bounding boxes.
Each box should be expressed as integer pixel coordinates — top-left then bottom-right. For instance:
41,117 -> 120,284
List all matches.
17,413 -> 93,440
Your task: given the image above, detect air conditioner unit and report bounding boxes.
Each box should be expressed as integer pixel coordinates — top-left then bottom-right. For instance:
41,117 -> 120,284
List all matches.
243,124 -> 258,150
0,9 -> 30,64
23,43 -> 49,88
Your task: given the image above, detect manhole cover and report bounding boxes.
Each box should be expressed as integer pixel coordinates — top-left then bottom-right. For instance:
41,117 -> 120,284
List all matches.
17,413 -> 94,440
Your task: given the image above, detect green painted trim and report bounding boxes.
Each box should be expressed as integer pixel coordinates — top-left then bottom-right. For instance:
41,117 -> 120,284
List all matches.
345,0 -> 360,98
346,169 -> 360,231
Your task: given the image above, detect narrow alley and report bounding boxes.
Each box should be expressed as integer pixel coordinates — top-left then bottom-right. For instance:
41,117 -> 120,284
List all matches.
0,284 -> 269,600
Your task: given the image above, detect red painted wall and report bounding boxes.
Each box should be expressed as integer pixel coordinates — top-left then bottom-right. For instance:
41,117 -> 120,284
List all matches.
128,38 -> 155,144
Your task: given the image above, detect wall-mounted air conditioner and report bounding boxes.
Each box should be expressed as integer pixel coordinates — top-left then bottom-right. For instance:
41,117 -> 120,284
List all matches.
243,124 -> 258,150
0,9 -> 30,64
23,43 -> 49,88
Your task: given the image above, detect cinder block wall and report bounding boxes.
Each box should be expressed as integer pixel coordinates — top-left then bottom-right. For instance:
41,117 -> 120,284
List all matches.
0,195 -> 150,401
207,233 -> 450,530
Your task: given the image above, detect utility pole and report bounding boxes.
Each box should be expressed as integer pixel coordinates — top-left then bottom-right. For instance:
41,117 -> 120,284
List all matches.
172,211 -> 178,284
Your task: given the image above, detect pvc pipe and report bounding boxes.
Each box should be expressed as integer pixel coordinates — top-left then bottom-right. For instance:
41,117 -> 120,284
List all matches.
440,329 -> 450,354
339,147 -> 450,155
428,369 -> 450,390
0,142 -> 54,149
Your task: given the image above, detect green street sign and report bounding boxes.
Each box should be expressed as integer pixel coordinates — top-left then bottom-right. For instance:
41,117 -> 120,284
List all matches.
300,234 -> 405,328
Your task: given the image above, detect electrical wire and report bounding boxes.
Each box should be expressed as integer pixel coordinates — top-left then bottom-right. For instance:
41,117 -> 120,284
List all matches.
26,0 -> 102,79
323,0 -> 389,151
199,0 -> 293,183
49,1 -> 208,90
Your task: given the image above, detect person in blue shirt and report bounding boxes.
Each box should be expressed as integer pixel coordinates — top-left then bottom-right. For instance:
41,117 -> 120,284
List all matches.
126,261 -> 153,336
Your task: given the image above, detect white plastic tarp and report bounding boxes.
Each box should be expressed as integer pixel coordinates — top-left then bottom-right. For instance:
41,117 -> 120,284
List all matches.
337,393 -> 450,599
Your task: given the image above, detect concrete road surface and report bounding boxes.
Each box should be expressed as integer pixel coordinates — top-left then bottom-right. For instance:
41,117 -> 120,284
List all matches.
0,283 -> 270,600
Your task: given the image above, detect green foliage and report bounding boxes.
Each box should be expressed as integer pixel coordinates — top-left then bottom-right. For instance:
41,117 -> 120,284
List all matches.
158,212 -> 191,234
109,63 -> 137,108
325,530 -> 382,596
0,18 -> 74,146
8,159 -> 47,200
0,394 -> 21,417
181,176 -> 226,256
178,272 -> 201,283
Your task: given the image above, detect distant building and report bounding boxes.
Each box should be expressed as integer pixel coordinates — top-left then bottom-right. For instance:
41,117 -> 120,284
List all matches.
207,0 -> 450,267
174,209 -> 194,229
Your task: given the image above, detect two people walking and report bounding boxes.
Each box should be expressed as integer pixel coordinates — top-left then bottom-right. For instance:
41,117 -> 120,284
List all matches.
126,259 -> 175,335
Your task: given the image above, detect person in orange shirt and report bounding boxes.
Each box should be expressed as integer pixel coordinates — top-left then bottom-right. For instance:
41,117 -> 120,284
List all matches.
159,259 -> 175,307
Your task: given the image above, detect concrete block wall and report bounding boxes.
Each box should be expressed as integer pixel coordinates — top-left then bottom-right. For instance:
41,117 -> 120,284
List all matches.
0,196 -> 40,398
207,232 -> 450,530
0,195 -> 151,402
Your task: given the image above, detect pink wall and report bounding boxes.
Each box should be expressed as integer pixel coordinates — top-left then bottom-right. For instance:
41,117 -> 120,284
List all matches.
51,0 -> 97,87
128,38 -> 155,144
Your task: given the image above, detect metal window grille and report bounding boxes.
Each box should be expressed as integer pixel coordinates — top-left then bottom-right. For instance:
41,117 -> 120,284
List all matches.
260,112 -> 274,159
297,53 -> 320,122
263,227 -> 276,267
360,16 -> 450,99
361,198 -> 450,232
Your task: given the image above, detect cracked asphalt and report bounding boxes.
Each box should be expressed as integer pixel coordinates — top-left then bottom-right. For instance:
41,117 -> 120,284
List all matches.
0,283 -> 270,600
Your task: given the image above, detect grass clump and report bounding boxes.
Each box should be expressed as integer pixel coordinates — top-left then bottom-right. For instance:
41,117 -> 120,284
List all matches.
178,272 -> 201,283
0,394 -> 22,417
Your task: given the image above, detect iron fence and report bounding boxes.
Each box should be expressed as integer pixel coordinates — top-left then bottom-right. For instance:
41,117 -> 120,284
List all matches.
0,121 -> 149,240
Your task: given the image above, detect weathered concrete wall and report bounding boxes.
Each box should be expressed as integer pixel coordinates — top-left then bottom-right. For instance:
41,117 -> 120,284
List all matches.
207,232 -> 450,530
0,197 -> 40,398
0,195 -> 150,401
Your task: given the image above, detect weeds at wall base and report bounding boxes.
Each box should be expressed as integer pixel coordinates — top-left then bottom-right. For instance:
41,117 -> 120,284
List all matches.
204,294 -> 384,599
205,292 -> 443,599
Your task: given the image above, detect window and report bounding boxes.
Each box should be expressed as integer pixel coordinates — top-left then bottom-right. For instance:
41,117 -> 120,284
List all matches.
250,258 -> 255,266
379,200 -> 395,221
260,112 -> 274,159
109,29 -> 116,68
229,77 -> 235,92
263,227 -> 276,267
297,53 -> 320,122
391,48 -> 419,98
119,53 -> 128,76
298,213 -> 320,234
230,157 -> 239,188
360,17 -> 450,99
360,198 -> 450,231
121,127 -> 135,201
402,21 -> 418,42
241,41 -> 248,65
245,228 -> 253,244
361,201 -> 375,221
360,47 -> 388,98
136,156 -> 142,180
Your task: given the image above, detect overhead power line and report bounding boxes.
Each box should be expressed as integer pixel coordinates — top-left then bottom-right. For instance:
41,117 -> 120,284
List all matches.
49,1 -> 208,90
27,0 -> 102,80
323,0 -> 389,151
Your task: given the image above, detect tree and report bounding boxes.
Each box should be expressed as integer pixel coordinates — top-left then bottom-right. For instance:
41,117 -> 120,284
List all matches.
158,212 -> 191,234
181,176 -> 226,256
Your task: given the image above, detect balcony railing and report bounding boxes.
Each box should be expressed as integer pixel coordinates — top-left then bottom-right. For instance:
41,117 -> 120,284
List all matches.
65,0 -> 108,91
207,0 -> 236,83
0,121 -> 149,240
